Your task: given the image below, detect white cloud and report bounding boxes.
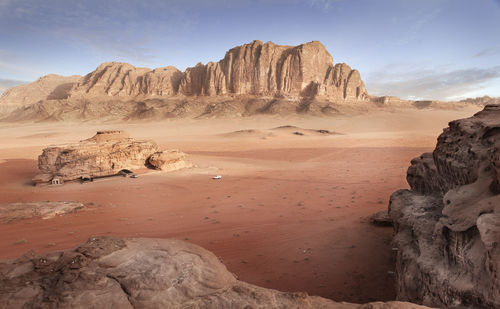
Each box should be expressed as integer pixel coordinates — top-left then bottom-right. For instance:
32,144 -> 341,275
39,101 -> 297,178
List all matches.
474,46 -> 500,58
366,65 -> 500,101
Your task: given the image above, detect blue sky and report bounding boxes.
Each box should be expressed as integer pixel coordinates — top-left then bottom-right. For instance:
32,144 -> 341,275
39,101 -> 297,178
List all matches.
0,0 -> 499,100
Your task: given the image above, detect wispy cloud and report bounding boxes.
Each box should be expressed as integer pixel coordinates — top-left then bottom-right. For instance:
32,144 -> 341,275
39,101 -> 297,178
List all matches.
308,0 -> 343,10
0,0 -> 198,64
0,78 -> 26,94
474,46 -> 500,57
366,65 -> 500,100
397,8 -> 441,45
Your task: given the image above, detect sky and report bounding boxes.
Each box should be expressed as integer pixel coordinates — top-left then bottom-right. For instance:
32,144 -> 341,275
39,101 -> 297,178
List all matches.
0,0 -> 499,100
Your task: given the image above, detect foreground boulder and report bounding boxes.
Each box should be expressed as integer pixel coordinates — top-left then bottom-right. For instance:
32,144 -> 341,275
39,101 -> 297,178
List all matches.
389,105 -> 500,308
32,130 -> 189,185
0,236 -> 431,309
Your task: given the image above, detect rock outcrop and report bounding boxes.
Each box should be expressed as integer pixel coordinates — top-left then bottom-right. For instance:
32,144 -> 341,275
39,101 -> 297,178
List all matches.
389,105 -> 500,308
0,236 -> 431,309
32,131 -> 189,185
147,149 -> 191,171
0,202 -> 84,222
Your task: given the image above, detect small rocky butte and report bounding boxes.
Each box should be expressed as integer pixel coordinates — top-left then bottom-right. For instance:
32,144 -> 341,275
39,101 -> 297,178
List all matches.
389,105 -> 500,308
32,130 -> 189,185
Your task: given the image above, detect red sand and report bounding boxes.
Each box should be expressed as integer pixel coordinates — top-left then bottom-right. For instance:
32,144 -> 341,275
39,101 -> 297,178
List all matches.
0,146 -> 429,303
0,109 -> 478,303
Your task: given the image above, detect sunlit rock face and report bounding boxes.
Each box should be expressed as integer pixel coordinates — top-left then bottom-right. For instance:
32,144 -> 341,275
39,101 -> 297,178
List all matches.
70,40 -> 367,102
177,40 -> 368,101
389,104 -> 500,308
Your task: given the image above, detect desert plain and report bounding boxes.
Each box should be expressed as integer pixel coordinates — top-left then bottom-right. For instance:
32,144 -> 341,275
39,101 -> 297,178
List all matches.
0,106 -> 481,303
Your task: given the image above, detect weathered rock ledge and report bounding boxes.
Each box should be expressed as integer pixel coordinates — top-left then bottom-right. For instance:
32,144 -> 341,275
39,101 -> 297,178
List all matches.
389,105 -> 500,308
0,202 -> 84,222
0,236 -> 431,309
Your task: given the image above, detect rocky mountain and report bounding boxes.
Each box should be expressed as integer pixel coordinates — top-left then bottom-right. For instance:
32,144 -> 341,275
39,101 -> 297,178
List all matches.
0,74 -> 80,107
389,104 -> 500,308
0,40 -> 494,121
459,96 -> 500,106
0,236 -> 432,308
33,130 -> 190,185
69,40 -> 367,101
69,63 -> 183,98
0,41 -> 374,121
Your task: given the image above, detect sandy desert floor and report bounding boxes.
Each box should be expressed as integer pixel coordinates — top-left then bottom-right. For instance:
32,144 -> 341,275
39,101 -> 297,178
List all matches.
0,107 -> 480,303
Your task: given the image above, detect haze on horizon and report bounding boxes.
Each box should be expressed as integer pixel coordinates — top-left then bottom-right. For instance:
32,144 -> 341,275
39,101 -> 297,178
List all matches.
1,0 -> 499,101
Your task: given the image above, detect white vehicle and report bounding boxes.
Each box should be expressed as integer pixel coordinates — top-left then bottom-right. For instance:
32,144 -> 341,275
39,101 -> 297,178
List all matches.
212,175 -> 222,180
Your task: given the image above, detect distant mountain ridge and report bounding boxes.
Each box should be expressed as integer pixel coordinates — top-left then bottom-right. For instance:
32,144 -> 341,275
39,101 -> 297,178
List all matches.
0,40 -> 495,121
69,40 -> 367,101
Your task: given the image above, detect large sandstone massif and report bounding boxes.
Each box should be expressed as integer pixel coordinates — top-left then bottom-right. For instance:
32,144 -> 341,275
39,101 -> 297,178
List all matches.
65,40 -> 368,101
0,236 -> 431,309
32,130 -> 189,185
0,40 -> 373,120
389,105 -> 500,308
1,40 -> 492,121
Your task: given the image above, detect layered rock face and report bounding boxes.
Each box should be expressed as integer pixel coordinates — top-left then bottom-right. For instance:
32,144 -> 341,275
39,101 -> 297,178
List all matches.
69,40 -> 367,101
0,236 -> 431,309
389,105 -> 500,308
32,131 -> 189,184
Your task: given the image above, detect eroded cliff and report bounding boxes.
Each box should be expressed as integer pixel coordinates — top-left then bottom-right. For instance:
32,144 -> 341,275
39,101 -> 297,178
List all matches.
69,40 -> 367,102
389,105 -> 500,308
